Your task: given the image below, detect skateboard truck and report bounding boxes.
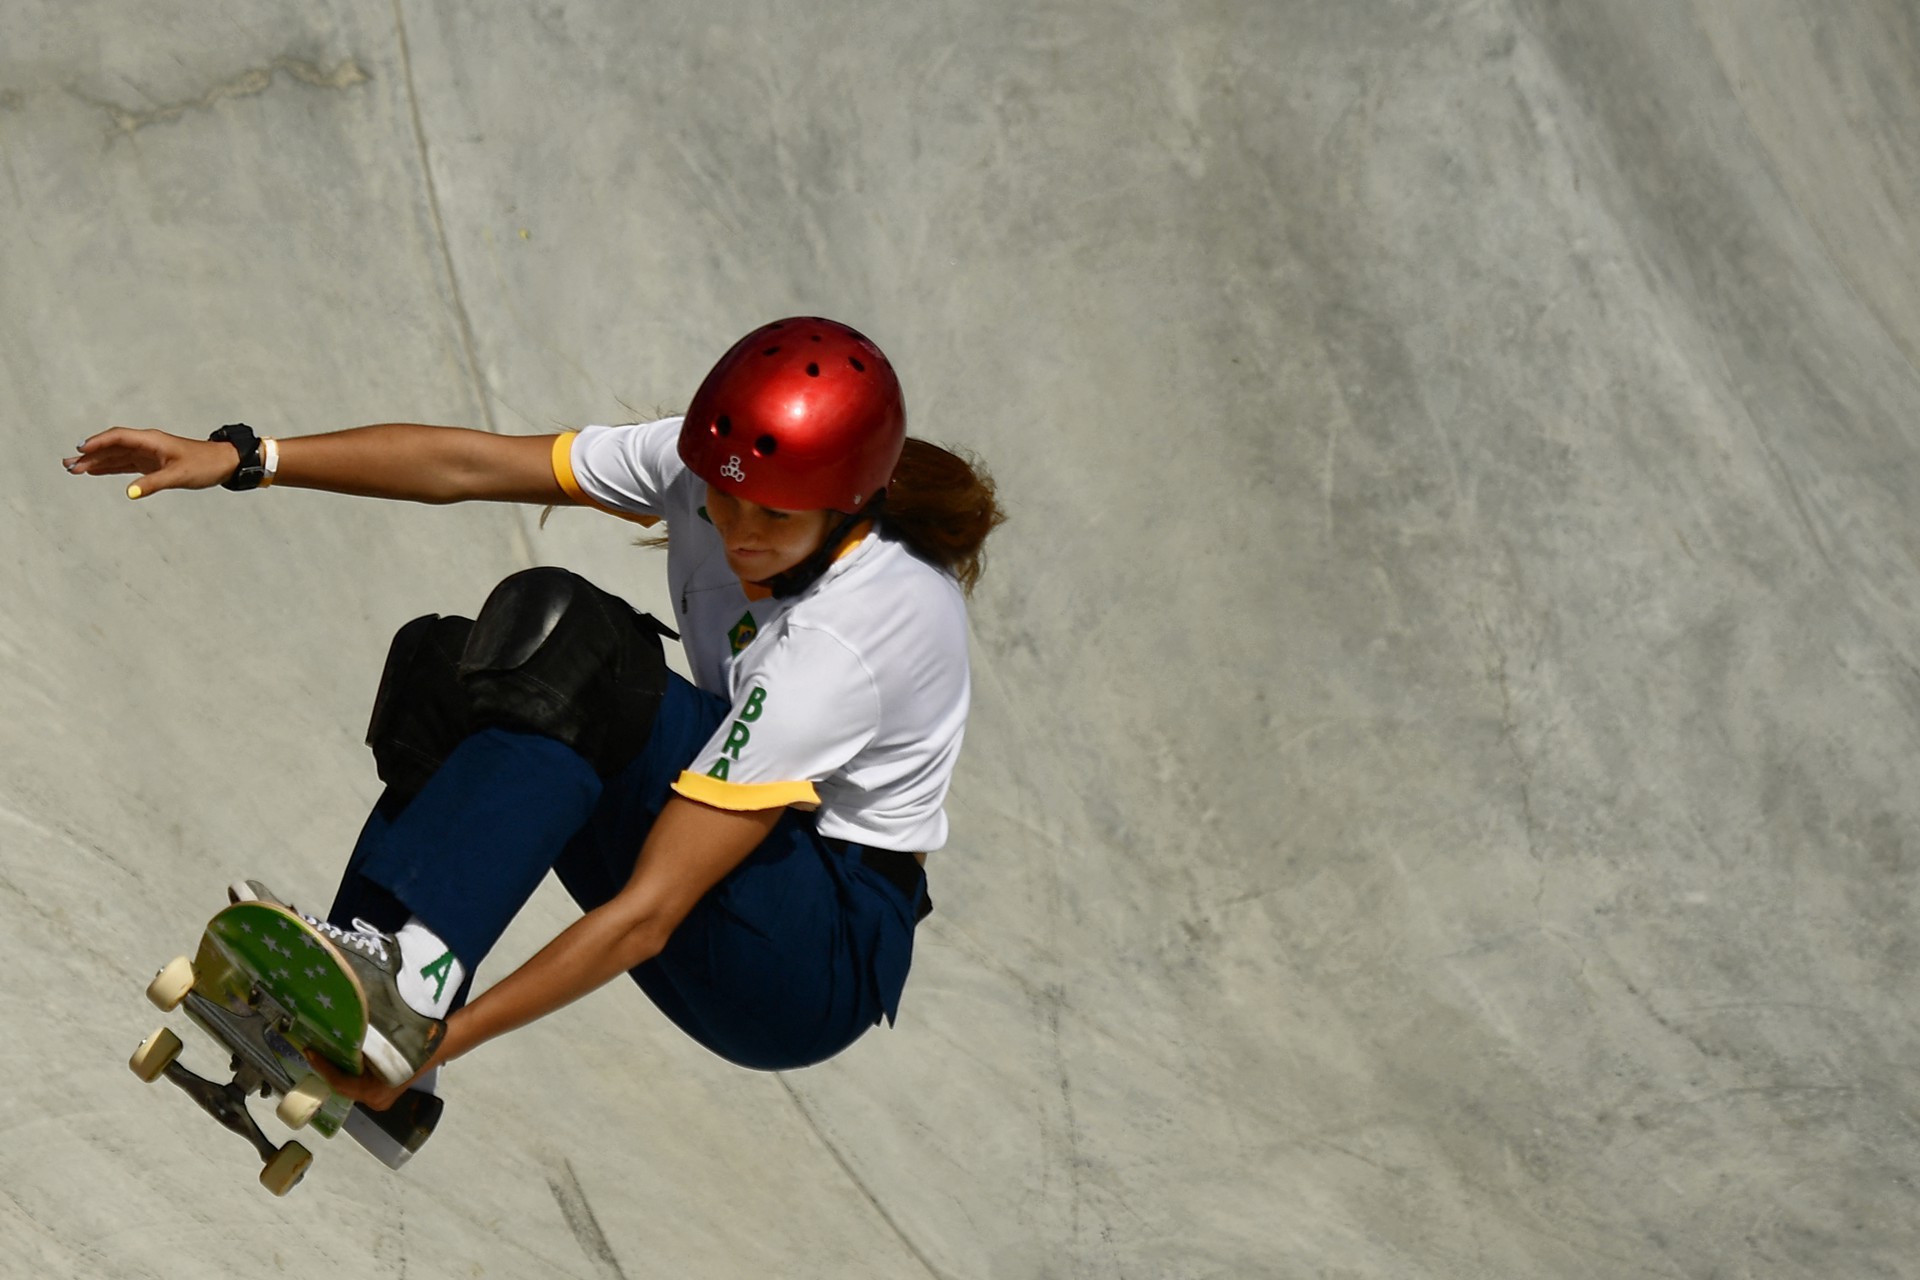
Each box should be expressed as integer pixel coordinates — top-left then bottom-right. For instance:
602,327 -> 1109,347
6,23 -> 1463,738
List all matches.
132,988 -> 320,1195
162,1050 -> 313,1186
161,1053 -> 279,1161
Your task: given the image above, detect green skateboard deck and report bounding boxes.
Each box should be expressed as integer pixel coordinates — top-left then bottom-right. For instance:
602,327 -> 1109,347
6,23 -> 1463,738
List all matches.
195,902 -> 368,1074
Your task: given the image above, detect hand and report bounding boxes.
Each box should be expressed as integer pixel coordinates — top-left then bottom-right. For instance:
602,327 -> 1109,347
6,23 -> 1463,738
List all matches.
304,1041 -> 446,1113
62,427 -> 240,498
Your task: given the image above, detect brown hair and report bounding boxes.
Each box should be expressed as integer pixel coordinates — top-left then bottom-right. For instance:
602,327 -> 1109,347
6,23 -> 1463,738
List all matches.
879,438 -> 1005,594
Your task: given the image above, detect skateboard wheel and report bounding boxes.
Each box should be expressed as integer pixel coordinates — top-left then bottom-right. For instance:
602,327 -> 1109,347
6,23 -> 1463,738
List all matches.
128,1026 -> 183,1083
277,1074 -> 331,1131
146,956 -> 195,1011
260,1141 -> 313,1196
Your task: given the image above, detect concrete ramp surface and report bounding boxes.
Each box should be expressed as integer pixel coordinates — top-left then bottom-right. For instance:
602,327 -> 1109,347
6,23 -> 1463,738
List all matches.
3,1 -> 1918,1275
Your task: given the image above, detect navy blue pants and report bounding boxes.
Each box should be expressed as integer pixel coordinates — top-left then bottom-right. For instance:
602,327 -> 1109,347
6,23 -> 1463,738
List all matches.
327,674 -> 923,1071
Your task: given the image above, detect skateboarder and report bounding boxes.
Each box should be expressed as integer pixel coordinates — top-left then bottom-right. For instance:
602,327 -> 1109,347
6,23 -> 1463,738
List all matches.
68,317 -> 1003,1109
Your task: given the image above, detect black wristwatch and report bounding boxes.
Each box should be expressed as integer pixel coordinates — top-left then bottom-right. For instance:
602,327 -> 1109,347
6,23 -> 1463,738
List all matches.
208,423 -> 266,491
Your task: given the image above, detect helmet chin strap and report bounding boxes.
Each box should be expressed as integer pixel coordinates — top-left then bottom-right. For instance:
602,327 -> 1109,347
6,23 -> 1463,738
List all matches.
756,491 -> 888,599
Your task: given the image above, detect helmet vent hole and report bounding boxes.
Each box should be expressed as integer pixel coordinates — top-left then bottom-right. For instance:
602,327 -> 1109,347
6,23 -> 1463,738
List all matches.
716,416 -> 732,437
848,356 -> 865,372
762,347 -> 780,356
806,362 -> 820,377
755,435 -> 777,456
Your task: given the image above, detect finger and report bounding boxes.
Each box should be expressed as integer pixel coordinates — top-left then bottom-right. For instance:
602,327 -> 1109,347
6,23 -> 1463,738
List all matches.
126,456 -> 195,498
65,442 -> 150,477
77,427 -> 139,457
62,441 -> 110,473
67,429 -> 168,478
304,1048 -> 350,1088
305,1048 -> 390,1107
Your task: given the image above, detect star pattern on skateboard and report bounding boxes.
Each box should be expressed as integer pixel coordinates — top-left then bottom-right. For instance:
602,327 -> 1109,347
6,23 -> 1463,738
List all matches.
206,904 -> 366,1067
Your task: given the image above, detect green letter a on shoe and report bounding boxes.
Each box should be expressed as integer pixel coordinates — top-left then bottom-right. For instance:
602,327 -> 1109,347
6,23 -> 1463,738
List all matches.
419,949 -> 457,1005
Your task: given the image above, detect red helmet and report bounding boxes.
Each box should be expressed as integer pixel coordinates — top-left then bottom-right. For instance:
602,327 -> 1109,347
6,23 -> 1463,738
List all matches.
678,317 -> 905,511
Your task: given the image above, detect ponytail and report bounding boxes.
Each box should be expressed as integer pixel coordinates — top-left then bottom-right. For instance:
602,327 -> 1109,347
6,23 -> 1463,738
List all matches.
879,438 -> 1005,594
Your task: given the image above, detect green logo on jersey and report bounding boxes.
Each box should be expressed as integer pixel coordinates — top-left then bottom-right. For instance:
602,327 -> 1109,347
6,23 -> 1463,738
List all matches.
728,611 -> 758,654
706,686 -> 769,782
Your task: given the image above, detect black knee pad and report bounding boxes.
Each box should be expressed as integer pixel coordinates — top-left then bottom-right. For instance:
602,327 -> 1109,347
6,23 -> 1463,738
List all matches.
457,567 -> 674,778
365,613 -> 476,803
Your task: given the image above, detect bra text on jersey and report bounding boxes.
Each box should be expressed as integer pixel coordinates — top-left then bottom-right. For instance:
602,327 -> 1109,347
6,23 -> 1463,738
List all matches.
704,685 -> 769,781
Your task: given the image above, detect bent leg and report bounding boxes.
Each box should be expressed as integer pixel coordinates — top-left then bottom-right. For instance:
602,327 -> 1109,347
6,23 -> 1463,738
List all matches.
328,569 -> 670,976
333,573 -> 919,1067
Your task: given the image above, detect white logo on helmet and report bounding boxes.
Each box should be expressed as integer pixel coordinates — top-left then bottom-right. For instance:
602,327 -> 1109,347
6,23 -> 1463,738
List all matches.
720,455 -> 746,482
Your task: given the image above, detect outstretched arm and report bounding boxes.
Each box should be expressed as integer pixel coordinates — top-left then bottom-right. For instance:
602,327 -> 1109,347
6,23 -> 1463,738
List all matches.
63,423 -> 565,505
312,795 -> 784,1109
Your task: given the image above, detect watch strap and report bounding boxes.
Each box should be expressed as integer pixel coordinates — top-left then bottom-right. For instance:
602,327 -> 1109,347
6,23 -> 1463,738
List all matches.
209,423 -> 266,491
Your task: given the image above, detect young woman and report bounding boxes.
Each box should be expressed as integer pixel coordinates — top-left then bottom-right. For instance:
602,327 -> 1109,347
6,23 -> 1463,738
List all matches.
65,317 -> 1002,1122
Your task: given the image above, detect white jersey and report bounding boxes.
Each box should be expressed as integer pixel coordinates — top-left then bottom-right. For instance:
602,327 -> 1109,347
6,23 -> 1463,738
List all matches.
551,419 -> 970,852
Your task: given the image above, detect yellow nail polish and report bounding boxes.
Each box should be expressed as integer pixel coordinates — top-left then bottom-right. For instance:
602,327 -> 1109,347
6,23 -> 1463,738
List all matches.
127,484 -> 142,500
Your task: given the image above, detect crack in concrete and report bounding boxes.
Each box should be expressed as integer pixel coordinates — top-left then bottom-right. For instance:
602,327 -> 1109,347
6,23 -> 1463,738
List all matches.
1043,988 -> 1083,1264
544,1157 -> 629,1280
388,0 -> 538,570
775,1078 -> 952,1279
1476,608 -> 1555,934
1488,639 -> 1544,870
75,57 -> 370,138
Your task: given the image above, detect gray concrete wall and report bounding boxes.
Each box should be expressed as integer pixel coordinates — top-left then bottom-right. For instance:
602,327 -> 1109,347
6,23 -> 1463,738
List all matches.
3,1 -> 1917,1275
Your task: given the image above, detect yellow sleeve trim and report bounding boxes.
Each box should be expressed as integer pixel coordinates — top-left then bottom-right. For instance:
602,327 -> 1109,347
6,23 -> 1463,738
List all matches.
672,771 -> 820,812
550,431 -> 662,528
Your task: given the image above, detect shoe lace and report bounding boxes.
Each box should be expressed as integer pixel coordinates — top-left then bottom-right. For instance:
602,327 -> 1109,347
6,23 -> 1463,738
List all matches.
302,914 -> 390,965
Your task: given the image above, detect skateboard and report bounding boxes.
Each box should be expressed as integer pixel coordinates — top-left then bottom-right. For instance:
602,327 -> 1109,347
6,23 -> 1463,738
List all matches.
128,900 -> 440,1195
